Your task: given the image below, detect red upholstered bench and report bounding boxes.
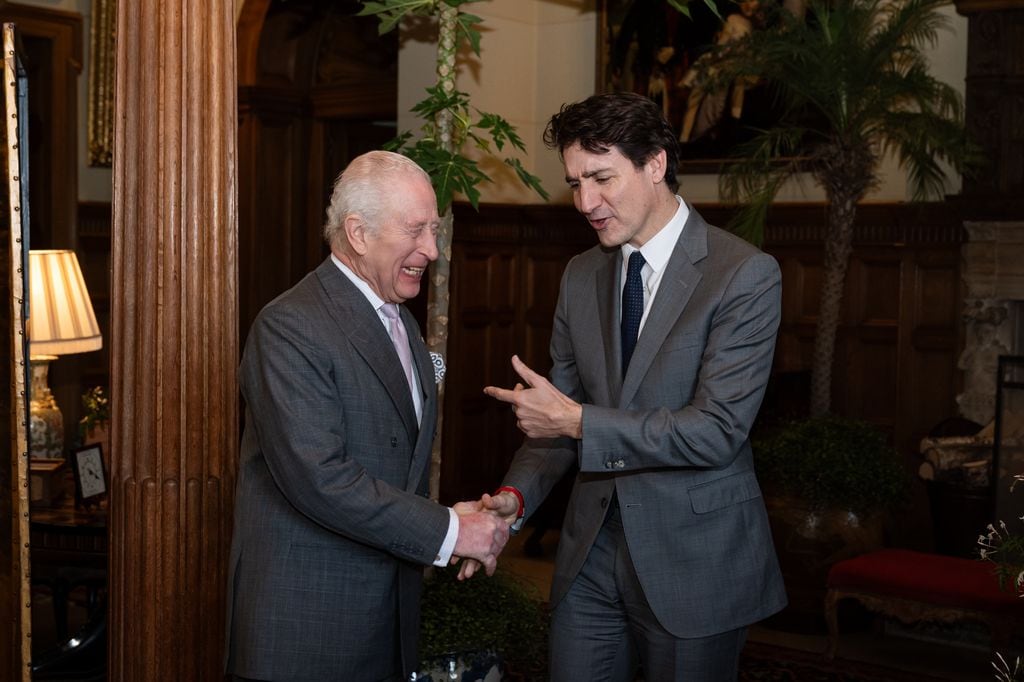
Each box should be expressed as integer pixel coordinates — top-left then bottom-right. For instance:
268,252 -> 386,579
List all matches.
825,549 -> 1024,658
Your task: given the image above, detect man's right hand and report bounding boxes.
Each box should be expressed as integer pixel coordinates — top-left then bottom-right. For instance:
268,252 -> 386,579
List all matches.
451,506 -> 510,577
451,492 -> 521,580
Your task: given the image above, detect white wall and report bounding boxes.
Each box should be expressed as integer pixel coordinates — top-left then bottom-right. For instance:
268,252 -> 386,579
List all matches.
17,0 -> 112,203
399,0 -> 968,206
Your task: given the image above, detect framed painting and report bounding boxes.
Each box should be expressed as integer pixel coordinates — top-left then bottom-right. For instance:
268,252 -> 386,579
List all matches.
596,0 -> 789,173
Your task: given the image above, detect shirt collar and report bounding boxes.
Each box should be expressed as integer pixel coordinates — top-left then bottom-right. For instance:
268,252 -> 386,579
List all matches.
621,196 -> 688,275
331,253 -> 386,314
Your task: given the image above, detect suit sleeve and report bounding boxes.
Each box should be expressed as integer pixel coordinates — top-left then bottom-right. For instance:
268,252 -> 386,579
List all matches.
578,251 -> 781,471
240,300 -> 450,566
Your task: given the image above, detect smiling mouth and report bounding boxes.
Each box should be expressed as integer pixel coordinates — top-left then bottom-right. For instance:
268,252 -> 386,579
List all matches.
402,266 -> 426,278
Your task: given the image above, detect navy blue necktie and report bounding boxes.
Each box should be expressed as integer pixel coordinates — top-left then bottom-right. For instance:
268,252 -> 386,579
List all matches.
620,251 -> 646,372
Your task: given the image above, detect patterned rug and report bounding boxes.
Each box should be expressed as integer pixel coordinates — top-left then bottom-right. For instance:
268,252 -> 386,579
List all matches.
739,641 -> 950,682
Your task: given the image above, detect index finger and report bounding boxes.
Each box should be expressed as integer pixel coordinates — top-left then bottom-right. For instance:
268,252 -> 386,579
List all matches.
483,385 -> 520,405
511,354 -> 545,388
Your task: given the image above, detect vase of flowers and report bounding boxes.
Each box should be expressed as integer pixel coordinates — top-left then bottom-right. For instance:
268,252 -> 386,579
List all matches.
79,386 -> 110,472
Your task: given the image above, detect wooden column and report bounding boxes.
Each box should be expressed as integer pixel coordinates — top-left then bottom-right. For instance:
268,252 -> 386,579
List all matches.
109,0 -> 238,679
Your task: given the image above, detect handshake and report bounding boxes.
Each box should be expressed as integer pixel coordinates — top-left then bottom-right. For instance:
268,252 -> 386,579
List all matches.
444,355 -> 580,580
449,490 -> 521,580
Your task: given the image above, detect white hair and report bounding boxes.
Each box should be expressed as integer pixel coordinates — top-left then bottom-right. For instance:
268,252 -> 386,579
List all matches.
323,150 -> 432,251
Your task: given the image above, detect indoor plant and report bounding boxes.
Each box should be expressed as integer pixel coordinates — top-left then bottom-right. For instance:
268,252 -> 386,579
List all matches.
416,566 -> 548,681
977,472 -> 1024,596
754,414 -> 909,518
358,0 -> 548,500
754,414 -> 909,626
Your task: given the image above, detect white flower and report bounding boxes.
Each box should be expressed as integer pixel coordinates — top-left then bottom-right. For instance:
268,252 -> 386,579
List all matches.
429,352 -> 446,385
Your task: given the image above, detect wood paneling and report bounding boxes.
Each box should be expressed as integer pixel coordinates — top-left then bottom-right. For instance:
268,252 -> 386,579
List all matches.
438,204 -> 595,504
954,0 -> 1024,219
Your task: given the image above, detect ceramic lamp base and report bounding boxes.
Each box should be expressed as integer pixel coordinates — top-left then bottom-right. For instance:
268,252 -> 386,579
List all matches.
29,356 -> 64,457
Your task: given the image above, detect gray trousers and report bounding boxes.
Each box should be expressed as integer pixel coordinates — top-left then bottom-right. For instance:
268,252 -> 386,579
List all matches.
549,504 -> 747,681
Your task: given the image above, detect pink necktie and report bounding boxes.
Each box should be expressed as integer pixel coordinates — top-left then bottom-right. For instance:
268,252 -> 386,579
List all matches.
381,303 -> 416,396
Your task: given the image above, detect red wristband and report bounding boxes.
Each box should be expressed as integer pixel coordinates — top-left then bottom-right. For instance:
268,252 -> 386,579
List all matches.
495,486 -> 525,520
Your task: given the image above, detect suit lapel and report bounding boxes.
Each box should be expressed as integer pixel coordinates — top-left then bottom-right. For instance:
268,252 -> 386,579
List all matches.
314,259 -> 419,439
404,307 -> 437,491
595,251 -> 623,402
619,206 -> 708,408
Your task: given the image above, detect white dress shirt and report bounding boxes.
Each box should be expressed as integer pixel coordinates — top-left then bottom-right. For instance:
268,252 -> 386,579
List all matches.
619,196 -> 689,332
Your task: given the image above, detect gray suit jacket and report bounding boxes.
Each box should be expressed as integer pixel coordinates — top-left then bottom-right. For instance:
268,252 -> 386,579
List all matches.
225,258 -> 447,681
504,206 -> 787,638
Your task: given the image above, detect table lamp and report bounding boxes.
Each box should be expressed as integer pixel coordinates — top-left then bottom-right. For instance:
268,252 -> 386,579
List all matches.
28,249 -> 102,457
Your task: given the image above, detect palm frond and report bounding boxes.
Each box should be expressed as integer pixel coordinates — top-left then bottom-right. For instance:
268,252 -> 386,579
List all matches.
719,126 -> 812,245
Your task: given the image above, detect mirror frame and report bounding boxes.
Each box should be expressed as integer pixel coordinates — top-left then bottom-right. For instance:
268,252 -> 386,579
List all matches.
3,21 -> 31,682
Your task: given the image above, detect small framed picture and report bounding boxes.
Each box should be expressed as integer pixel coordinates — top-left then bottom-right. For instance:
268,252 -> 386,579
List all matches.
71,444 -> 107,502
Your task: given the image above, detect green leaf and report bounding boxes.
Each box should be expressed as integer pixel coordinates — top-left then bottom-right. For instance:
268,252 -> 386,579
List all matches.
665,0 -> 721,21
505,158 -> 550,202
457,12 -> 484,56
357,0 -> 437,35
410,84 -> 470,120
475,111 -> 526,153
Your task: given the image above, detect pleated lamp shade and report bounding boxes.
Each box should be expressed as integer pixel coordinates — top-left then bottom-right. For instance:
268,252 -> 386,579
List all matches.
28,249 -> 102,357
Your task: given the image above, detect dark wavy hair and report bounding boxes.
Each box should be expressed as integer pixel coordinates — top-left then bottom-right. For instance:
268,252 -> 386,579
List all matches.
543,92 -> 680,192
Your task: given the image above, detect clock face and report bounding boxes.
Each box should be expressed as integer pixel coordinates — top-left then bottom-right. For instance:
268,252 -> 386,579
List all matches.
77,449 -> 106,498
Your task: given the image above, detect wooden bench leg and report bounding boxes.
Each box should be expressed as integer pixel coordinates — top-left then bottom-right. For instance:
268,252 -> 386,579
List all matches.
824,588 -> 841,660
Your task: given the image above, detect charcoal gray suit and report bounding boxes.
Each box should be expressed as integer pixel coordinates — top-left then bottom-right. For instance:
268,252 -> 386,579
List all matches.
503,206 -> 787,666
225,257 -> 447,681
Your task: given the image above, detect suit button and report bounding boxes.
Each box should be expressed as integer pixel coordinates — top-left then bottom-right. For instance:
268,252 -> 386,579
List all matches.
604,461 -> 613,469
600,497 -> 608,509
615,459 -> 625,469
391,437 -> 398,447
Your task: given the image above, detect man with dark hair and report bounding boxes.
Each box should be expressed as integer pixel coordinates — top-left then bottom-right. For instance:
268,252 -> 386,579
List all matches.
475,92 -> 787,680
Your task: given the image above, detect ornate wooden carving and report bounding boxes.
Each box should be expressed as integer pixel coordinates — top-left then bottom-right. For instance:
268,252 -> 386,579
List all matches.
109,0 -> 237,679
955,0 -> 1024,217
826,587 -> 1015,659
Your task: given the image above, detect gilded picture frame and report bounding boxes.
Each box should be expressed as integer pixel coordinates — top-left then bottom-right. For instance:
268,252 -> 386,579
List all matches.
87,0 -> 115,167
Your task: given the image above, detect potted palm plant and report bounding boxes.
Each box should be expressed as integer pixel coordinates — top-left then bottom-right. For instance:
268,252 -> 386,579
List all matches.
697,0 -> 978,416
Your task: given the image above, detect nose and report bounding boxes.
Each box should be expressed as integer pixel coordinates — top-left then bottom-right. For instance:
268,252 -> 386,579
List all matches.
576,183 -> 600,215
421,226 -> 440,262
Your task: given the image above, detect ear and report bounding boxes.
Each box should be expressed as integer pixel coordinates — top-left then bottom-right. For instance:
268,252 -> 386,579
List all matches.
647,149 -> 667,185
345,215 -> 369,256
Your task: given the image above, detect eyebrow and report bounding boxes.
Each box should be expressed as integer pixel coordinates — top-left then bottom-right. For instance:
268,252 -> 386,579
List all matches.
565,167 -> 613,184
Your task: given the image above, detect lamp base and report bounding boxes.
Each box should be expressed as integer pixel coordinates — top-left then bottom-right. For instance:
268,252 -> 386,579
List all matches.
30,356 -> 64,457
